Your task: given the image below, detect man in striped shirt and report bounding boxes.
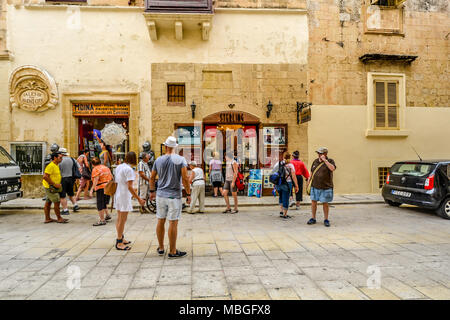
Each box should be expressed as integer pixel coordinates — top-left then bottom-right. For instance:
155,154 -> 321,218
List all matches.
138,152 -> 151,213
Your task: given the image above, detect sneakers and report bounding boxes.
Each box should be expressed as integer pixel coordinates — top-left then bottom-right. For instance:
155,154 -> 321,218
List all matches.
307,218 -> 316,225
324,219 -> 331,227
93,220 -> 106,226
61,209 -> 70,215
289,201 -> 296,208
168,250 -> 187,259
73,204 -> 80,212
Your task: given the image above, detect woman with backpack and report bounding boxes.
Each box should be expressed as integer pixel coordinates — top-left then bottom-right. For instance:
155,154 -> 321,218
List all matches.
272,152 -> 299,219
222,151 -> 240,214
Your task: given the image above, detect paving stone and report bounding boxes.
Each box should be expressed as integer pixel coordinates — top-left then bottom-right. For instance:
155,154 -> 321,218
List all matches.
216,241 -> 242,253
81,266 -> 115,287
158,266 -> 191,286
28,280 -> 73,300
193,233 -> 215,244
264,250 -> 288,260
317,280 -> 369,300
97,256 -> 124,268
223,266 -> 259,284
192,256 -> 222,271
229,283 -> 270,300
131,268 -> 160,288
267,288 -> 300,300
7,274 -> 52,297
141,256 -> 164,268
241,243 -> 264,256
96,274 -> 134,299
193,243 -> 219,256
114,262 -> 141,275
248,255 -> 273,268
65,287 -> 101,300
381,277 -> 426,300
153,285 -> 191,300
291,286 -> 331,300
125,288 -> 155,300
359,287 -> 400,300
415,286 -> 450,300
220,253 -> 250,267
192,271 -> 229,298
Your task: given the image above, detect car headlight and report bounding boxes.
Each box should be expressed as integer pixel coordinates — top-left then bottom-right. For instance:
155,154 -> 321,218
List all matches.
7,186 -> 12,192
14,185 -> 19,191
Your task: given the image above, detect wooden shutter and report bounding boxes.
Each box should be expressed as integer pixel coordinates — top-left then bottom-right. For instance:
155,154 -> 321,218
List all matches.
374,81 -> 398,129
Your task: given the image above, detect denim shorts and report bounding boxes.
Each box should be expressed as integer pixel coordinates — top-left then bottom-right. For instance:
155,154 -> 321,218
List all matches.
156,196 -> 182,221
310,187 -> 333,203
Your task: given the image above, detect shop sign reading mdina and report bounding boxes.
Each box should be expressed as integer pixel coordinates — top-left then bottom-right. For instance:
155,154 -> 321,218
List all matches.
9,65 -> 58,113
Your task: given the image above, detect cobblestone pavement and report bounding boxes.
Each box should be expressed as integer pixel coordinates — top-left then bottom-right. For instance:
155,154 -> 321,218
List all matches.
0,203 -> 449,300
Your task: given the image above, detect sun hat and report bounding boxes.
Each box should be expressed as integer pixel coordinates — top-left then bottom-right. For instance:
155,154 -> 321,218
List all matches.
163,136 -> 178,148
59,147 -> 68,155
316,147 -> 328,154
189,161 -> 197,167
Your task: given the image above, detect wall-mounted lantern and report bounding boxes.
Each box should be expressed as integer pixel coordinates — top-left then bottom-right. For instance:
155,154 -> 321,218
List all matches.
190,100 -> 196,118
266,101 -> 273,118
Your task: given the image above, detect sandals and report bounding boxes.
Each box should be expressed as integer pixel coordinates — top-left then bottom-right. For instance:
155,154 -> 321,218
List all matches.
93,220 -> 106,226
222,209 -> 231,214
168,250 -> 187,259
230,210 -> 238,214
105,214 -> 112,221
57,219 -> 69,224
157,247 -> 165,256
122,235 -> 131,245
115,238 -> 131,251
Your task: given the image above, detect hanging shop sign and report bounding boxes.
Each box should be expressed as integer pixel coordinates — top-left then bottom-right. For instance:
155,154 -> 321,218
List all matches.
72,102 -> 130,117
296,102 -> 312,124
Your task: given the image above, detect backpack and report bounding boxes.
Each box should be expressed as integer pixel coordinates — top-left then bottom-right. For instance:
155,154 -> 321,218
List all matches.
269,161 -> 288,186
71,158 -> 82,179
232,161 -> 245,191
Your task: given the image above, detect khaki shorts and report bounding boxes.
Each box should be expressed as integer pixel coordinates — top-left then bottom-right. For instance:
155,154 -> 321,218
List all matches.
44,187 -> 60,203
139,184 -> 149,199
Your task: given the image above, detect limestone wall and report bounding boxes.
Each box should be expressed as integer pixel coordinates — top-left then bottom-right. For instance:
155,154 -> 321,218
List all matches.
307,0 -> 449,107
151,63 -> 309,163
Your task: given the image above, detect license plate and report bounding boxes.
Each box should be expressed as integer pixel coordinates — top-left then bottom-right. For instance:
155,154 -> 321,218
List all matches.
391,190 -> 411,197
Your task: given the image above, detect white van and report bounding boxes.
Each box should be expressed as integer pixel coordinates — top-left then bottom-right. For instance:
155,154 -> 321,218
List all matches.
0,146 -> 22,203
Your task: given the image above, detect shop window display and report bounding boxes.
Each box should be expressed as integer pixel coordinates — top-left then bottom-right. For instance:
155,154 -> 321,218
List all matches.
78,118 -> 129,167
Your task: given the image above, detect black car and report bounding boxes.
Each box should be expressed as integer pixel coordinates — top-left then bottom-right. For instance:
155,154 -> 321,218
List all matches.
382,160 -> 450,219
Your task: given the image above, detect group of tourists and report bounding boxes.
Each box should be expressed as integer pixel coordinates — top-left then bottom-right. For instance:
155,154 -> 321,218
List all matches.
41,134 -> 336,257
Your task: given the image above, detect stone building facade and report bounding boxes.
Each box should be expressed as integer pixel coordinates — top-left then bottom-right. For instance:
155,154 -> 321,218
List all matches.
0,0 -> 448,196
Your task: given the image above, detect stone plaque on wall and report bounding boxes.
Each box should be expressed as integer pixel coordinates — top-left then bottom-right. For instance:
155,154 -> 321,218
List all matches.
9,65 -> 58,113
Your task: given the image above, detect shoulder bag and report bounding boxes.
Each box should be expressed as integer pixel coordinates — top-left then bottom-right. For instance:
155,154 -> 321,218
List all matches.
306,162 -> 325,196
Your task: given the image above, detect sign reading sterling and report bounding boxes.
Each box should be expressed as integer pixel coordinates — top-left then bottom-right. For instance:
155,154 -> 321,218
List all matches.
72,102 -> 130,117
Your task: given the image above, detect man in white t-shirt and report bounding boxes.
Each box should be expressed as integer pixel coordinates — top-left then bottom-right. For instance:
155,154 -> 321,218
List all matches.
187,161 -> 205,214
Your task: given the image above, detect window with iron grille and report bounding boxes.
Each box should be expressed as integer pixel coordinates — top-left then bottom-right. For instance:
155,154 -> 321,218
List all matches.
378,167 -> 390,188
167,84 -> 185,105
374,81 -> 399,129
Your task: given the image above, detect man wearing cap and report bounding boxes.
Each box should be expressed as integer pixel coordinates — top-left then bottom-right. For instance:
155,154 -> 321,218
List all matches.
42,152 -> 69,224
149,136 -> 191,259
307,147 -> 336,227
58,148 -> 80,215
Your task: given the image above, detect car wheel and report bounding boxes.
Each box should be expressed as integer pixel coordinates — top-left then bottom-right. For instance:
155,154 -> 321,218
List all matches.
386,200 -> 401,207
436,198 -> 450,220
